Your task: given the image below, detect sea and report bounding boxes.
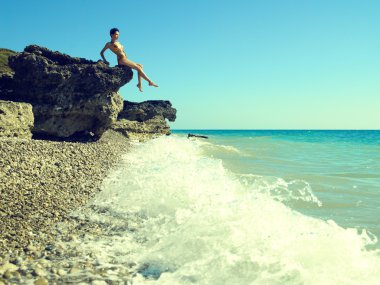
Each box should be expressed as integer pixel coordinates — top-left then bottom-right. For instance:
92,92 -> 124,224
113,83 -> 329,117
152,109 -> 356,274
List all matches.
73,130 -> 380,284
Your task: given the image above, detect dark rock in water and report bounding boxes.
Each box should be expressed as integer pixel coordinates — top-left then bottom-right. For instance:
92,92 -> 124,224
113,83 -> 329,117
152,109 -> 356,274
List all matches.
188,133 -> 208,139
118,100 -> 177,122
2,45 -> 133,138
111,100 -> 177,139
138,263 -> 172,280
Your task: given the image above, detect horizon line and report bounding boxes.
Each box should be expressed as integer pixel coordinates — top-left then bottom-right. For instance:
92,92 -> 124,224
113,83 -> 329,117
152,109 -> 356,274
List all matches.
171,129 -> 380,131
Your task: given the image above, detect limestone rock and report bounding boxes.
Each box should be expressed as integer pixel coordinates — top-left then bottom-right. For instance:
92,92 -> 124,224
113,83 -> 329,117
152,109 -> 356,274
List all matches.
111,115 -> 171,140
0,100 -> 34,139
3,45 -> 133,138
118,100 -> 176,122
110,100 -> 176,139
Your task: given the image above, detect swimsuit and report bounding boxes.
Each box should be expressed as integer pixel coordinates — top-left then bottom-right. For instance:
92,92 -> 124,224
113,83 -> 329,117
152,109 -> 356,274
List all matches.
110,41 -> 127,64
111,42 -> 125,56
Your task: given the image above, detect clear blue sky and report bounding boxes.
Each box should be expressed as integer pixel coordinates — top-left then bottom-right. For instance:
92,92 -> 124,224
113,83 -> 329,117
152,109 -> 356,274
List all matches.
1,0 -> 379,129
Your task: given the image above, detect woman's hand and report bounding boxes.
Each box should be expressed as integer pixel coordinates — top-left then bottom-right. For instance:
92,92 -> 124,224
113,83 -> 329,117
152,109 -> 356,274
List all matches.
100,43 -> 110,65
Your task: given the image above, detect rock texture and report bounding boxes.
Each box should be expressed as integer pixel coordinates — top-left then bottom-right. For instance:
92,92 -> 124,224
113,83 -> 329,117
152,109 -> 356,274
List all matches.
0,73 -> 14,101
111,115 -> 170,140
2,45 -> 134,138
0,100 -> 34,139
0,46 -> 178,141
111,100 -> 176,140
118,100 -> 176,122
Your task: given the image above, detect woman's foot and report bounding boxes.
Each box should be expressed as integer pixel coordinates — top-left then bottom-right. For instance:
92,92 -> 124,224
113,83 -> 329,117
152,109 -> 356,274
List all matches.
137,83 -> 143,92
149,81 -> 159,87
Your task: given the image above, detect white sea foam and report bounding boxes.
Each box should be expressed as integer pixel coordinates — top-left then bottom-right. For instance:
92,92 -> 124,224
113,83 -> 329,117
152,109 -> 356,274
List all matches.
73,136 -> 380,284
188,138 -> 243,155
237,174 -> 323,207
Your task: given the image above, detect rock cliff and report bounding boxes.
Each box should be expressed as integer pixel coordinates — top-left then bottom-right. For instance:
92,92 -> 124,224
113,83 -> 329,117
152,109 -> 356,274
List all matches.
0,45 -> 176,140
2,45 -> 132,138
111,100 -> 176,139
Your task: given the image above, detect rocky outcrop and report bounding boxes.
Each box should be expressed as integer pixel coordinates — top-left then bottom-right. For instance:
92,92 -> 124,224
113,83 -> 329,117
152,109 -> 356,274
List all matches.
0,45 -> 177,141
118,100 -> 176,122
111,100 -> 176,140
1,45 -> 134,138
111,115 -> 170,140
0,100 -> 34,139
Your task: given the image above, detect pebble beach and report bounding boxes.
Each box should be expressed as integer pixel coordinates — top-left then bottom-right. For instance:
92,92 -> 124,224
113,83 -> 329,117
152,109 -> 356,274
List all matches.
0,130 -> 132,284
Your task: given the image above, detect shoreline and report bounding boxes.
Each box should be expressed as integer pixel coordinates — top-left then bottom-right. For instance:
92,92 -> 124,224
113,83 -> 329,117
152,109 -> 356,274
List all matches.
0,130 -> 133,282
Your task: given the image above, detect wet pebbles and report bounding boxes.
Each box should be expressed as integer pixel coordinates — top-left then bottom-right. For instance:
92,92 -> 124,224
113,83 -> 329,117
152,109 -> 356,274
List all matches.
0,130 -> 136,284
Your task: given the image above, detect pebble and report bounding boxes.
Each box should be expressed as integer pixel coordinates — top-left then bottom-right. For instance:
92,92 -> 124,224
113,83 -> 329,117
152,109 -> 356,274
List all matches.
68,235 -> 77,241
57,268 -> 66,276
4,270 -> 13,279
27,244 -> 38,252
34,277 -> 48,285
69,266 -> 81,274
0,262 -> 18,274
12,257 -> 23,265
34,268 -> 46,276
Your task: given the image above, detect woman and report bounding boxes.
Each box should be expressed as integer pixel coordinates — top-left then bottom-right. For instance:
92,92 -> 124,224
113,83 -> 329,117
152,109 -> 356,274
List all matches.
100,28 -> 158,92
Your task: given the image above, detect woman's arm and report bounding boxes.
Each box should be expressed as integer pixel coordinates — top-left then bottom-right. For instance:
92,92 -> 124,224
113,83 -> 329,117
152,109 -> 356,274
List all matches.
100,43 -> 110,65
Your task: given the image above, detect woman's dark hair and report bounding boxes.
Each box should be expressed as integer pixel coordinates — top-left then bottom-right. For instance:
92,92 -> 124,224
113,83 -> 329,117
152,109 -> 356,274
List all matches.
110,28 -> 119,36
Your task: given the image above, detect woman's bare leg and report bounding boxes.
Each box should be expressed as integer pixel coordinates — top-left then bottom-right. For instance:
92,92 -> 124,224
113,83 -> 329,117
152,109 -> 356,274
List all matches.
136,63 -> 143,92
120,57 -> 158,88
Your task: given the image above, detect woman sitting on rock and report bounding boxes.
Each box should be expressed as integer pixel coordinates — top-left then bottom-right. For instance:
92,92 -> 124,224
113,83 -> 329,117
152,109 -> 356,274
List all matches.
100,27 -> 158,92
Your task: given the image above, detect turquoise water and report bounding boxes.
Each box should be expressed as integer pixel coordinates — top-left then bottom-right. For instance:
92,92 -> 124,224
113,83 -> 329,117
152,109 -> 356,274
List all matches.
75,130 -> 380,284
174,130 -> 380,244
